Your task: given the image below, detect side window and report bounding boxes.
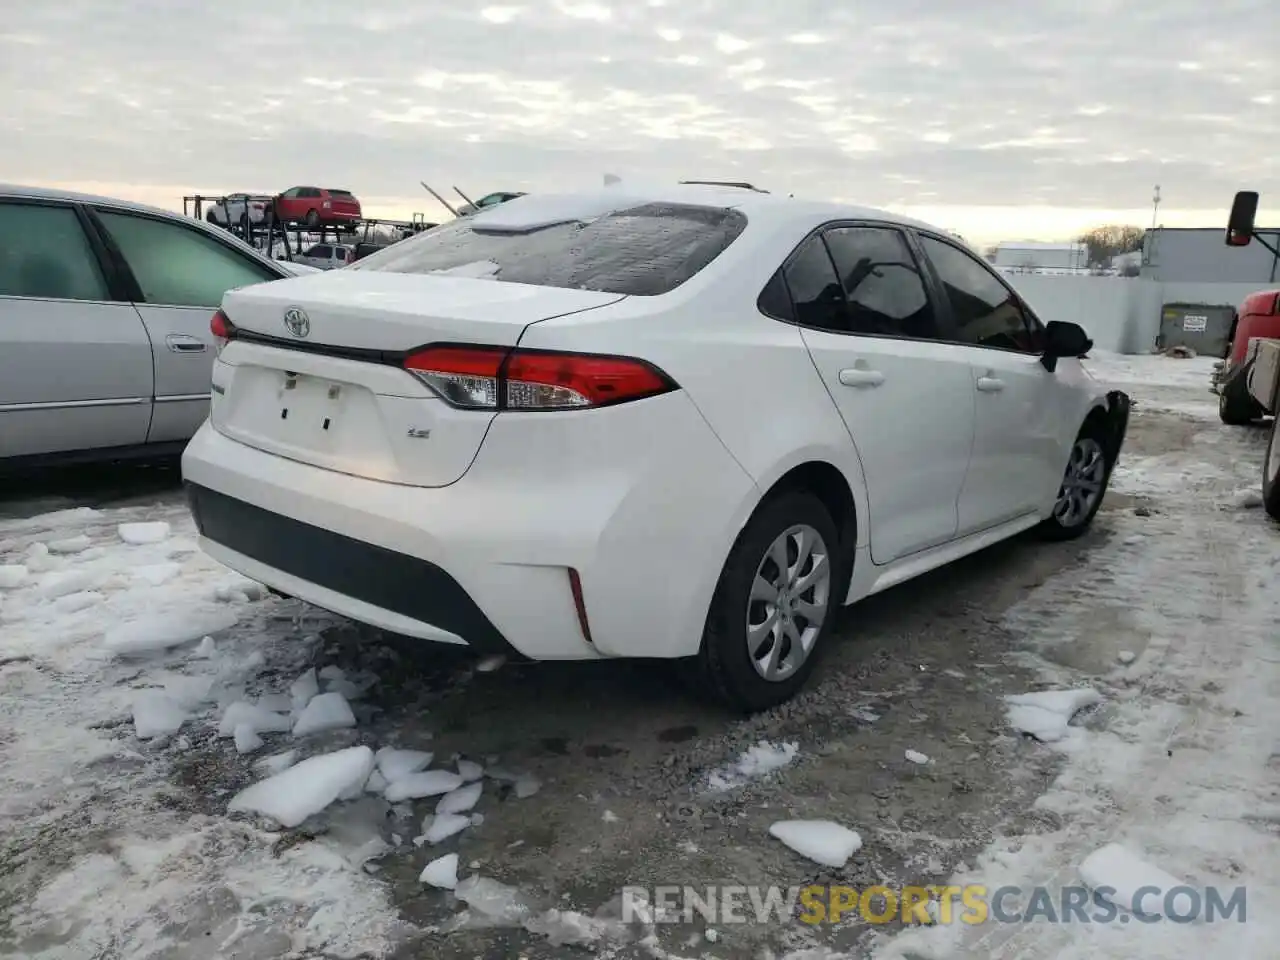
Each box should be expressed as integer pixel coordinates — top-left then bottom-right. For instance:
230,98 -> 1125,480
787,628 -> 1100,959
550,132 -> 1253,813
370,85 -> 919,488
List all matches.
757,269 -> 794,322
281,188 -> 299,199
300,188 -> 321,199
919,235 -> 1041,352
823,227 -> 937,339
0,202 -> 110,301
308,244 -> 332,258
780,235 -> 844,331
96,210 -> 279,308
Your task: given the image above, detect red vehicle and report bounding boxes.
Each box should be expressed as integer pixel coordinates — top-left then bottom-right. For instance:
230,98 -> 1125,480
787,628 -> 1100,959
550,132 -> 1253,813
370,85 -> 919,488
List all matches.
271,187 -> 362,229
1212,191 -> 1280,424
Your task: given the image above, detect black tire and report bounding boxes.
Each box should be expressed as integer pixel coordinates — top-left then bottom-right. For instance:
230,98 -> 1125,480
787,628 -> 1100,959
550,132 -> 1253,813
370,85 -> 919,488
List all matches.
1038,419 -> 1114,541
1219,364 -> 1262,425
305,208 -> 321,228
689,491 -> 847,713
1264,416 -> 1280,521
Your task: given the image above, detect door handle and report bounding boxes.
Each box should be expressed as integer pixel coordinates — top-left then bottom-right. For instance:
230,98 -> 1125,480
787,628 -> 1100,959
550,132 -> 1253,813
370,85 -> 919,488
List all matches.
838,367 -> 885,388
976,375 -> 1005,393
166,334 -> 208,354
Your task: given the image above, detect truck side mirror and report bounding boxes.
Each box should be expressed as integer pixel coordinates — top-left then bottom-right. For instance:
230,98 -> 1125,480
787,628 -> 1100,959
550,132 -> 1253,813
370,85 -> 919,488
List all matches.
1226,191 -> 1259,247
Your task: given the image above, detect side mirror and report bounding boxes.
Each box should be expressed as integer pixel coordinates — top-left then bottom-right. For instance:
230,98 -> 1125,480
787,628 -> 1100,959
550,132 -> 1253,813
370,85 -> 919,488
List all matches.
1041,321 -> 1093,372
1226,191 -> 1259,247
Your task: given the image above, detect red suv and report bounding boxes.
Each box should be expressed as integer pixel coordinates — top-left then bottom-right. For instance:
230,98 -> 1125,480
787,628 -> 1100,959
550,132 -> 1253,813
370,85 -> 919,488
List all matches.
272,187 -> 362,229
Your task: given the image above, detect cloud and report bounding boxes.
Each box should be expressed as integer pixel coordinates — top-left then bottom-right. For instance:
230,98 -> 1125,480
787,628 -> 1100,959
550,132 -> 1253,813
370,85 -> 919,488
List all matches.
0,0 -> 1276,241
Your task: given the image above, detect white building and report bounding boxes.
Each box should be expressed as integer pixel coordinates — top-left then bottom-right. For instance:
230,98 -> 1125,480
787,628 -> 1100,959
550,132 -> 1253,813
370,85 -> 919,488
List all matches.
992,241 -> 1088,273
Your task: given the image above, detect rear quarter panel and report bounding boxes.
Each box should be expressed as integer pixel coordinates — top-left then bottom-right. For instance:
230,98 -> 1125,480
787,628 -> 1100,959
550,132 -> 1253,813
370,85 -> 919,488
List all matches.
517,220 -> 872,553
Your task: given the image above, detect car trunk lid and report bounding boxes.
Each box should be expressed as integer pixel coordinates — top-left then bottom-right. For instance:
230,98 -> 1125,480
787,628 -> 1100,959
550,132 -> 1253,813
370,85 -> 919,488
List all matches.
211,273 -> 625,487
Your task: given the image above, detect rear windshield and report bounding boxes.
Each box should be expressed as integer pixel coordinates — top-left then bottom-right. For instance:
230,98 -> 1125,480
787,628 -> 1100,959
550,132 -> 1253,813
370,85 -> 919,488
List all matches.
349,202 -> 748,296
327,189 -> 355,198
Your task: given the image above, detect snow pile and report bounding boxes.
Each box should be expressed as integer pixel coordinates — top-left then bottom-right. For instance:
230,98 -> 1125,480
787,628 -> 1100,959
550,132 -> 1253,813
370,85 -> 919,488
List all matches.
708,740 -> 799,790
228,746 -> 375,828
769,820 -> 863,868
1004,688 -> 1101,743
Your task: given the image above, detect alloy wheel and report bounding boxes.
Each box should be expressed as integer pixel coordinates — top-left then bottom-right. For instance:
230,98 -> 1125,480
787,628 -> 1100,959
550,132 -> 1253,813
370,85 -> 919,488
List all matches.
745,524 -> 831,682
1054,437 -> 1107,527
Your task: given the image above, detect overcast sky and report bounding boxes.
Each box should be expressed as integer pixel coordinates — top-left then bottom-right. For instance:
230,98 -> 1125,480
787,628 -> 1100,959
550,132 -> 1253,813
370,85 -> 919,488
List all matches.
2,0 -> 1276,243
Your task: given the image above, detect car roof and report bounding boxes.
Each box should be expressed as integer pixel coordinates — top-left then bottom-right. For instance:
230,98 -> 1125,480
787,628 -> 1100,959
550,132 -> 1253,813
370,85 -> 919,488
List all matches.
467,182 -> 949,239
0,182 -> 194,220
0,182 -> 289,273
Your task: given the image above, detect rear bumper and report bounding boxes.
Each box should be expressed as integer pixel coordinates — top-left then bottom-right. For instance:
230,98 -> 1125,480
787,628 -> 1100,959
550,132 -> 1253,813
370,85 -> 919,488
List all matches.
180,395 -> 757,660
186,482 -> 517,654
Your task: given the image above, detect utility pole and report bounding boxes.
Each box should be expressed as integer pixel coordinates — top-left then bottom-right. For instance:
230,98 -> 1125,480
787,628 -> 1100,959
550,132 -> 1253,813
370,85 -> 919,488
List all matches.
1150,184 -> 1161,232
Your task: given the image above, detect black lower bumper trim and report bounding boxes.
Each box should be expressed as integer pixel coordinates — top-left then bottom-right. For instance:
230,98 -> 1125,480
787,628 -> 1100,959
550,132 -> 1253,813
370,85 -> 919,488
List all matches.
185,482 -> 518,655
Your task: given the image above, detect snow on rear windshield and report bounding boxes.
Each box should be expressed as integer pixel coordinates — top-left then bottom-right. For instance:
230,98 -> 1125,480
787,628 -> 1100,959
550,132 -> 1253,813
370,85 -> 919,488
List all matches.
349,202 -> 748,296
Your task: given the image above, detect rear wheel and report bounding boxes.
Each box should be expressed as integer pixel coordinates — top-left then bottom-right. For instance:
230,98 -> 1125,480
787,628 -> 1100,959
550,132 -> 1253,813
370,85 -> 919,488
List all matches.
691,491 -> 845,712
1038,424 -> 1111,541
305,208 -> 321,228
1263,416 -> 1280,521
1219,363 -> 1262,425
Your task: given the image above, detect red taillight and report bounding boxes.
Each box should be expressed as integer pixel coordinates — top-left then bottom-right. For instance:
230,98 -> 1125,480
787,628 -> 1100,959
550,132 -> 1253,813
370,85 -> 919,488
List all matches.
402,345 -> 677,411
211,309 -> 235,353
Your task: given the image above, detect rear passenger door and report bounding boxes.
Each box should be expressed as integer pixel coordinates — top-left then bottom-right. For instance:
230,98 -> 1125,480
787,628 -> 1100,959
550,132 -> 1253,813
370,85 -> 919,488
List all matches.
0,198 -> 153,459
89,207 -> 285,443
771,225 -> 977,564
915,233 -> 1070,531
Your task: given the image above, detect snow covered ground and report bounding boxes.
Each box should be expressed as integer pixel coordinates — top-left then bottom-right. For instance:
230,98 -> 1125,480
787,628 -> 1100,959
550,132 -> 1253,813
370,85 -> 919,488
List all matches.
874,354 -> 1280,960
1,351 -> 1276,960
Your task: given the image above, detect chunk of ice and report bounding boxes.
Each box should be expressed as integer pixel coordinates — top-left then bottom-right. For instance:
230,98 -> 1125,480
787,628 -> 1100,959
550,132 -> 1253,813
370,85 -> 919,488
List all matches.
234,724 -> 264,754
364,769 -> 389,794
47,535 -> 92,554
514,774 -> 541,799
1079,843 -> 1187,917
218,701 -> 293,738
420,853 -> 459,889
39,569 -> 96,600
768,820 -> 863,868
292,692 -> 356,736
228,745 -> 374,827
424,813 -> 471,844
905,750 -> 929,765
254,750 -> 298,777
133,691 -> 189,740
436,780 -> 483,815
118,521 -> 171,545
133,563 -> 182,587
384,770 -> 464,802
318,665 -> 346,681
104,610 -> 239,658
289,668 -> 320,711
375,747 -> 433,783
457,759 -> 484,782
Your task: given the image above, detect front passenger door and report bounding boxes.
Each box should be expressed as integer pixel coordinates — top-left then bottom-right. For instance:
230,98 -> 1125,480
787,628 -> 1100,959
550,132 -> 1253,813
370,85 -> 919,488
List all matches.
779,226 -> 977,565
91,208 -> 284,443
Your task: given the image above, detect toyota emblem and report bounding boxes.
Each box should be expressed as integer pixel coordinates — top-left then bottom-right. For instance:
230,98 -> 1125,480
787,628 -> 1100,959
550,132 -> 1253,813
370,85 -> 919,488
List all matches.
283,307 -> 310,338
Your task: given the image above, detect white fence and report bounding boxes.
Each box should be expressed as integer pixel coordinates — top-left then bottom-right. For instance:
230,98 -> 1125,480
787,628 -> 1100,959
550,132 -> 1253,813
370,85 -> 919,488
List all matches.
1006,276 -> 1271,354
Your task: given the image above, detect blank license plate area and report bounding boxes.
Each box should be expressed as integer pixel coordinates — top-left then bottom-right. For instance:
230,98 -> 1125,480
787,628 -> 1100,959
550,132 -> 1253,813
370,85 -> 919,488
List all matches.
225,367 -> 394,467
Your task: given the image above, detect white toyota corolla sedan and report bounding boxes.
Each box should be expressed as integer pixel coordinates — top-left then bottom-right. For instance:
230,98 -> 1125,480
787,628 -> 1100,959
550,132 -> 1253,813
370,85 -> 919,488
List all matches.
181,183 -> 1130,711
